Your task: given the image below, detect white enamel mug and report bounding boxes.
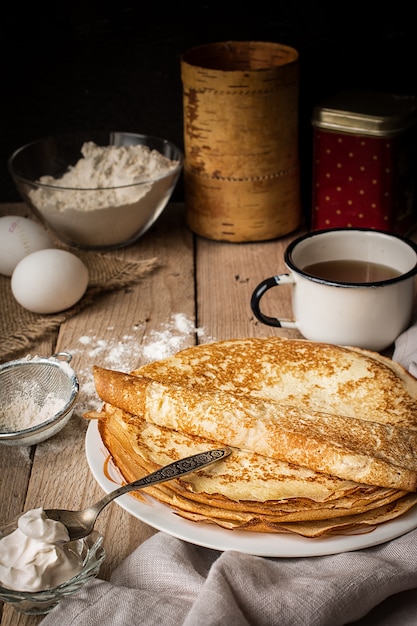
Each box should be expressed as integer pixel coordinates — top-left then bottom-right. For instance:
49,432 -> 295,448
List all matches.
251,228 -> 417,351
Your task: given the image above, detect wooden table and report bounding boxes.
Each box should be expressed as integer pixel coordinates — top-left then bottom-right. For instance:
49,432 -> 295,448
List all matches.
0,201 -> 303,625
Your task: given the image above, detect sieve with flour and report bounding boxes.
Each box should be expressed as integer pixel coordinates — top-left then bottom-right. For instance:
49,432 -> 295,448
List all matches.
0,352 -> 79,445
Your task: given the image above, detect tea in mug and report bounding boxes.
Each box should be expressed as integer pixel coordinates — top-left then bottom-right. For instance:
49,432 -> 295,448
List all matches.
302,259 -> 402,283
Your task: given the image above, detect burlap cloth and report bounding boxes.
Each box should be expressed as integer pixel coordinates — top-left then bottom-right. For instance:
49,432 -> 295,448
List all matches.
0,251 -> 158,361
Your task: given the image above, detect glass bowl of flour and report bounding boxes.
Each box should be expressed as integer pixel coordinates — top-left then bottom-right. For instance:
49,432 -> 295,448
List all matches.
8,131 -> 183,249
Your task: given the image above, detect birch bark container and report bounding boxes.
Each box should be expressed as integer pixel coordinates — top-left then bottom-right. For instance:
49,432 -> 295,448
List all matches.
181,41 -> 301,242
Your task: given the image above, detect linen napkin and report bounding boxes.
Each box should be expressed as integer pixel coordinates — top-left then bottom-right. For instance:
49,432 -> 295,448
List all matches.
40,529 -> 417,626
39,326 -> 417,626
392,322 -> 417,377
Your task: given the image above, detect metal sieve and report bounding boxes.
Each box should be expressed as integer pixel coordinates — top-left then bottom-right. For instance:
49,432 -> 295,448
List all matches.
0,352 -> 79,445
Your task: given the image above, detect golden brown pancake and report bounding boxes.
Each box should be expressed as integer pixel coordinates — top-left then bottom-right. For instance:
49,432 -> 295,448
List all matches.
89,402 -> 417,537
91,366 -> 417,491
96,403 -> 401,505
133,338 -> 417,428
85,337 -> 417,537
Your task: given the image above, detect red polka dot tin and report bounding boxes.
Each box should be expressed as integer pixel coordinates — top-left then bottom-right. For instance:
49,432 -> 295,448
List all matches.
311,91 -> 417,234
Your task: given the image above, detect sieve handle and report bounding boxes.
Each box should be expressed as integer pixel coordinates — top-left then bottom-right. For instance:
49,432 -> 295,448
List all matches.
51,352 -> 73,364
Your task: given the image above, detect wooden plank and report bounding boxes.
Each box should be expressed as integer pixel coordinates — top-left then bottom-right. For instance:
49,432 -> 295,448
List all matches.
195,230 -> 304,342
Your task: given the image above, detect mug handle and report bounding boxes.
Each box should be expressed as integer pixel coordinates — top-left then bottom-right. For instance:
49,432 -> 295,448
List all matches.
250,274 -> 297,328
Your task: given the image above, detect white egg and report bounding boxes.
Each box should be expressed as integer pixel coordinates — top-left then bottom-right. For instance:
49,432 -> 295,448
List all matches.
11,249 -> 89,314
0,215 -> 54,276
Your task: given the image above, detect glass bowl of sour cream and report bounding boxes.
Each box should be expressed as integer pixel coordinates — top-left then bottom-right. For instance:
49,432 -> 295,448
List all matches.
8,131 -> 184,250
0,508 -> 105,615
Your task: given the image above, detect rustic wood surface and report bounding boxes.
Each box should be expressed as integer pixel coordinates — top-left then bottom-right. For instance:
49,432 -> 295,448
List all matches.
0,201 -> 303,625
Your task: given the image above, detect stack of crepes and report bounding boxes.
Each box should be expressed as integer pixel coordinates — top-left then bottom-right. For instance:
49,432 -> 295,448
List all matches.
85,337 -> 417,538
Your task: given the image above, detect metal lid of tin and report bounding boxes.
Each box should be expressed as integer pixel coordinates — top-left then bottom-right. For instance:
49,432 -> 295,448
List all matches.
312,90 -> 417,137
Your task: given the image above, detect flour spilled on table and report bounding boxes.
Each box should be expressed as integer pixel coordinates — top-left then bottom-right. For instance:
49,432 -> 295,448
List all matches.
32,314 -> 212,455
72,313 -> 210,416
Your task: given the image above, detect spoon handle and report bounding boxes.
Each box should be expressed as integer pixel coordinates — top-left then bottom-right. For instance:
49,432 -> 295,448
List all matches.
92,447 -> 231,515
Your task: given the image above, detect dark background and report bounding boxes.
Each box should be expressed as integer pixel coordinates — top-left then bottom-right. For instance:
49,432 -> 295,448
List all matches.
1,1 -> 416,213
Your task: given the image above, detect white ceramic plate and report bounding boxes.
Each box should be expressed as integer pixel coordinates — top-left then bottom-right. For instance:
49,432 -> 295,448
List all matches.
85,420 -> 417,557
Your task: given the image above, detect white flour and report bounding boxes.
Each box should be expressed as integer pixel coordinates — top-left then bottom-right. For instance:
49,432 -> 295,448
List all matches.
69,314 -> 211,416
32,142 -> 178,211
28,142 -> 181,247
0,356 -> 76,433
26,314 -> 212,456
0,390 -> 65,433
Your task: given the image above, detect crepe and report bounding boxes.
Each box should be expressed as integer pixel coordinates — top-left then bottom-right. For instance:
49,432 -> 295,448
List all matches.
91,366 -> 417,491
133,338 -> 417,428
89,402 -> 417,537
96,403 -> 395,504
85,337 -> 417,537
171,494 -> 417,537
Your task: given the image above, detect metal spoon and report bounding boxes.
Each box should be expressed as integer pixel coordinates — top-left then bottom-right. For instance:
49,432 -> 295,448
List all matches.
44,447 -> 231,541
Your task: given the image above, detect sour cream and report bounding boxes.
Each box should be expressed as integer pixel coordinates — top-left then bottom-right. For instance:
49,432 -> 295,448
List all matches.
0,508 -> 83,592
